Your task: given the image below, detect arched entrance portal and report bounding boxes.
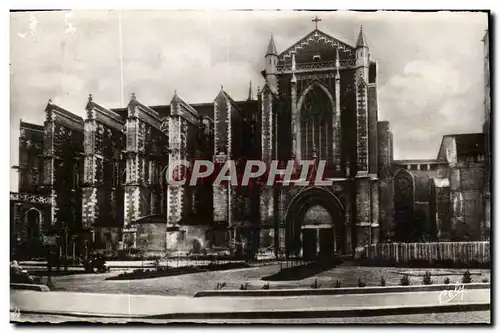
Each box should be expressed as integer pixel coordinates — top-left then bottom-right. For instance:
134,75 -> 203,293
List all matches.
285,187 -> 344,260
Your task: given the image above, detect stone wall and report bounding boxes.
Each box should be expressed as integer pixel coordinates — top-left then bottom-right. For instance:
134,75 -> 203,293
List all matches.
377,121 -> 394,241
430,178 -> 451,241
448,159 -> 486,241
44,103 -> 84,235
83,99 -> 126,242
367,85 -> 378,175
18,122 -> 45,194
125,98 -> 166,228
355,176 -> 371,251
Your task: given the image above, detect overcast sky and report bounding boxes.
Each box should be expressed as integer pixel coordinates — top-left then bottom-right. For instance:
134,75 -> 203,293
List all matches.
10,10 -> 488,190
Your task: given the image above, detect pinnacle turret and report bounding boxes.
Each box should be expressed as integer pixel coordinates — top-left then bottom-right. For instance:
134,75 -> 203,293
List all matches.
247,80 -> 253,100
266,35 -> 278,56
356,25 -> 368,48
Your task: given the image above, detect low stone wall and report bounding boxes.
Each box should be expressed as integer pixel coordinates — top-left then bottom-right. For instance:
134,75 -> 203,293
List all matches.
363,242 -> 490,267
194,283 -> 490,298
10,283 -> 50,292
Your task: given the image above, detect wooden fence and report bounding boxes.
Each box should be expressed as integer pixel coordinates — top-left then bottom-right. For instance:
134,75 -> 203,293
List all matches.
364,242 -> 490,266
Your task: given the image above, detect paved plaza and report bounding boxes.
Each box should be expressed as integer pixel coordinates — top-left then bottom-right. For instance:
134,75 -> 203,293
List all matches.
32,262 -> 490,296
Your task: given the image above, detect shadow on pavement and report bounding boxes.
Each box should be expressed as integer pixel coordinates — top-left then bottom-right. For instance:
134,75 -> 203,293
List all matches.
262,259 -> 342,281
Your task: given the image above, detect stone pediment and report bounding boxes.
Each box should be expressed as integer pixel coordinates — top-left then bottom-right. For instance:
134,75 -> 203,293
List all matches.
279,29 -> 355,63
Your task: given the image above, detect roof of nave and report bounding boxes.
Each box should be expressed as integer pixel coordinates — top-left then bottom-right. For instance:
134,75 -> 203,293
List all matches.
278,28 -> 355,62
449,133 -> 485,156
111,104 -> 170,120
19,120 -> 44,132
19,121 -> 45,142
110,92 -> 258,123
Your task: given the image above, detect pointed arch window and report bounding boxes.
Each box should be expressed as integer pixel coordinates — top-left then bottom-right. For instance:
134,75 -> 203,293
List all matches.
394,169 -> 415,241
300,85 -> 333,161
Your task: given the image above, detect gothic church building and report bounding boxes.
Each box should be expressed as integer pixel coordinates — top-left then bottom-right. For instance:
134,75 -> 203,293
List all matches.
11,23 -> 488,260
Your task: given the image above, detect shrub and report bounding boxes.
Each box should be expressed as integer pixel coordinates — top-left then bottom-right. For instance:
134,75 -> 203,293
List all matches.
334,280 -> 342,288
357,278 -> 366,288
239,283 -> 249,290
380,276 -> 386,287
462,270 -> 472,284
422,271 -> 433,285
400,274 -> 410,286
262,283 -> 270,290
443,277 -> 450,284
215,282 -> 226,290
311,278 -> 320,289
482,278 -> 489,283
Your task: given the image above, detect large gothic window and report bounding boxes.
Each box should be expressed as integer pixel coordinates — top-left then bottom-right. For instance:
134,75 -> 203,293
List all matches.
394,170 -> 415,241
300,85 -> 333,161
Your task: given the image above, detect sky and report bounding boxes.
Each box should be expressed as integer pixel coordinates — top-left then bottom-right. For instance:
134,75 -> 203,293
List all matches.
9,10 -> 488,190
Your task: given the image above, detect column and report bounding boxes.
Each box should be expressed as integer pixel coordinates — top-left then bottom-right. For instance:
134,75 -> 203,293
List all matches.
334,48 -> 341,171
344,183 -> 353,255
82,112 -> 97,230
213,92 -> 229,248
291,52 -> 300,162
276,185 -> 287,258
259,86 -> 275,254
356,79 -> 369,176
371,179 -> 380,245
43,106 -> 57,228
355,175 -> 371,255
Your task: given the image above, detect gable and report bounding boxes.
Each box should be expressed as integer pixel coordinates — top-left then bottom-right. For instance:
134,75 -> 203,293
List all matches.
279,29 -> 355,65
437,136 -> 456,165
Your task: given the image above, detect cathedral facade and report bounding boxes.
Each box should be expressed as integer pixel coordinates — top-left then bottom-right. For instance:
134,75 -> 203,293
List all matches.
11,24 -> 489,260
